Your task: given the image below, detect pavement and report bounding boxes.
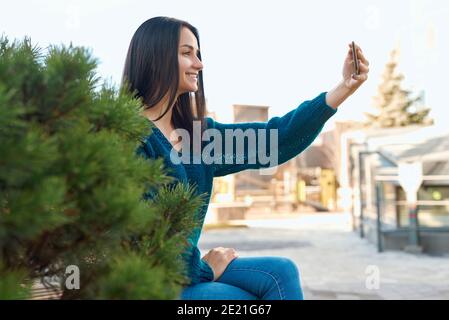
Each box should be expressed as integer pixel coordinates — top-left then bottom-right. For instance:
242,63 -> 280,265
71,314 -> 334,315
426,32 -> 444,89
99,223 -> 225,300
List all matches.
199,212 -> 449,300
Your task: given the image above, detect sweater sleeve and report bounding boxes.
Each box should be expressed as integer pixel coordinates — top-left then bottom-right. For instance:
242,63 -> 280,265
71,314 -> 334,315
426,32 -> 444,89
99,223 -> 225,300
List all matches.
182,240 -> 215,285
207,92 -> 337,177
136,133 -> 215,285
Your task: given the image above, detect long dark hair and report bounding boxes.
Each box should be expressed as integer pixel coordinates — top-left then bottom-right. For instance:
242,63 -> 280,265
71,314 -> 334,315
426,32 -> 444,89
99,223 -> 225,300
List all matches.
122,16 -> 207,137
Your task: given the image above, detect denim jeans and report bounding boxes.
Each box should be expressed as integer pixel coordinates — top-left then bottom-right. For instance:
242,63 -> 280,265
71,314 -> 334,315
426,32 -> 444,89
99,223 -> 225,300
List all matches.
180,257 -> 304,300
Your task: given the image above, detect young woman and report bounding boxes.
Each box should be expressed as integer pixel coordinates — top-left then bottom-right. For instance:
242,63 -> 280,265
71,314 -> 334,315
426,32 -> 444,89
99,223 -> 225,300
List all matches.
122,16 -> 369,300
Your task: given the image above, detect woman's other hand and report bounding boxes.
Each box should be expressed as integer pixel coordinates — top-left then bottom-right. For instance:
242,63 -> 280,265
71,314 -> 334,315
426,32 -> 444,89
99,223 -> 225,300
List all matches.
202,247 -> 239,281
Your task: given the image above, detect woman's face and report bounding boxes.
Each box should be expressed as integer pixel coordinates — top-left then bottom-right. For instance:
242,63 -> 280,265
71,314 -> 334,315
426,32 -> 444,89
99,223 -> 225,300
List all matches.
177,27 -> 204,95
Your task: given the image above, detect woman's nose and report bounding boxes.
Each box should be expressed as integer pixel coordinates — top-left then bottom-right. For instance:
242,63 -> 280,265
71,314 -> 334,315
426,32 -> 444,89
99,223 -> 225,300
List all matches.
194,57 -> 203,70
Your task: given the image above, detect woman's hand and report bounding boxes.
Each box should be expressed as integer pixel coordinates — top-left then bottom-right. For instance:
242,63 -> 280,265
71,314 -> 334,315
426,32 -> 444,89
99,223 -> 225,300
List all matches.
326,43 -> 370,109
202,247 -> 239,281
342,43 -> 370,92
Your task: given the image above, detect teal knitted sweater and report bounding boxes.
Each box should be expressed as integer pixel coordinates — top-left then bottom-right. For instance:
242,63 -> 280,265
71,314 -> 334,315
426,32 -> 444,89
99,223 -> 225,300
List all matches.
137,92 -> 337,285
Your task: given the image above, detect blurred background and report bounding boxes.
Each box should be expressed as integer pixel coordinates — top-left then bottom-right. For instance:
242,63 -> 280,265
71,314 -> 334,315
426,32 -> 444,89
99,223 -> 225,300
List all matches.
3,0 -> 448,299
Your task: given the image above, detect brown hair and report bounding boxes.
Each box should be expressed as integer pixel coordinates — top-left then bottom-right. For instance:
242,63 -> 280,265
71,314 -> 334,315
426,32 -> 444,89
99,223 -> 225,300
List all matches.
122,16 -> 207,137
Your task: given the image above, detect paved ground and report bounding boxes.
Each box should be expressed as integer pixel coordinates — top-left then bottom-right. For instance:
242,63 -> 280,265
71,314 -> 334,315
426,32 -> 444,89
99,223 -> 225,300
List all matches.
199,213 -> 449,300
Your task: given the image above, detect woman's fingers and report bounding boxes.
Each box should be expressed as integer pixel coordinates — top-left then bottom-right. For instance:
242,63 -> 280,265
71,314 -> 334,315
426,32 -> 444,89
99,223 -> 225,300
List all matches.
353,73 -> 368,81
347,58 -> 369,72
358,61 -> 369,73
355,46 -> 369,66
358,51 -> 369,66
212,247 -> 238,259
348,43 -> 369,66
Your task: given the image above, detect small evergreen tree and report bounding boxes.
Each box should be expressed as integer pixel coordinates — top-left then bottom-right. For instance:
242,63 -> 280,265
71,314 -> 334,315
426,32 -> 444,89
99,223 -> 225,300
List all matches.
365,47 -> 433,128
0,37 -> 204,299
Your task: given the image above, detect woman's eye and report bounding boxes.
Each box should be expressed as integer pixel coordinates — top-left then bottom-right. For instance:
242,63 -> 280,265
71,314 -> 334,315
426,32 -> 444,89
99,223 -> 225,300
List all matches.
182,52 -> 201,61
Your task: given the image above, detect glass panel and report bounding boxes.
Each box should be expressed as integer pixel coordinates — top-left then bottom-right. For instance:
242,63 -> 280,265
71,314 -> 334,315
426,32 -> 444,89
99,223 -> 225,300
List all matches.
398,205 -> 409,227
397,204 -> 449,228
397,186 -> 449,201
382,183 -> 398,226
396,186 -> 449,228
417,205 -> 449,228
419,187 -> 449,201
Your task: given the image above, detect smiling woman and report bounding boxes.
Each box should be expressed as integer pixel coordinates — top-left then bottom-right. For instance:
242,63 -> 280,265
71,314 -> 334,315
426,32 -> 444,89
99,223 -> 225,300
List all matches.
178,31 -> 203,98
121,16 -> 369,301
122,17 -> 207,139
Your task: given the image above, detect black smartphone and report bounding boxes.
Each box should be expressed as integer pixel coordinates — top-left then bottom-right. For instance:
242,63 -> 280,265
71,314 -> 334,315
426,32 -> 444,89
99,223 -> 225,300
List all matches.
351,41 -> 360,76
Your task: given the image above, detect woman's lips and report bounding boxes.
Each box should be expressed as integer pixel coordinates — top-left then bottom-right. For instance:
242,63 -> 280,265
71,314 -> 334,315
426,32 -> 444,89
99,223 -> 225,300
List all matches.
186,73 -> 198,81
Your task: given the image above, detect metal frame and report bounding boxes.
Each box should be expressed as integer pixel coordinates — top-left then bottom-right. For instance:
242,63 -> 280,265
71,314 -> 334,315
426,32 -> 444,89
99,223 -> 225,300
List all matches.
374,175 -> 449,253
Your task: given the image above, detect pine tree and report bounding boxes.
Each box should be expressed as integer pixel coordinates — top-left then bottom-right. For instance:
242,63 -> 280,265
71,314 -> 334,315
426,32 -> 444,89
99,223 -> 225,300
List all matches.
0,37 -> 204,299
365,47 -> 433,128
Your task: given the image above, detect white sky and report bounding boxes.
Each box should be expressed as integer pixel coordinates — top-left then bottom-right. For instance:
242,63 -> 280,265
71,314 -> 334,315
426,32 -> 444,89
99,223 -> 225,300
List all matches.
2,0 -> 448,131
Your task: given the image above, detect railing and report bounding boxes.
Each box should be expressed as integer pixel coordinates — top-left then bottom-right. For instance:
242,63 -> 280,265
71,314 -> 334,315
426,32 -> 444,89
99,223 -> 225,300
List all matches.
372,176 -> 449,253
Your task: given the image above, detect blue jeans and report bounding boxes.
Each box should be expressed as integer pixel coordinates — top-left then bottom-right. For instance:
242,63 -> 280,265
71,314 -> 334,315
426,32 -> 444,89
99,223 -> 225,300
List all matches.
180,257 -> 304,300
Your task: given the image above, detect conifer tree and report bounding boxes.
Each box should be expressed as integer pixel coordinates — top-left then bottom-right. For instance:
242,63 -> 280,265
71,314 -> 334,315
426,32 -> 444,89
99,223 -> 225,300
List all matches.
0,37 -> 204,299
365,47 -> 433,128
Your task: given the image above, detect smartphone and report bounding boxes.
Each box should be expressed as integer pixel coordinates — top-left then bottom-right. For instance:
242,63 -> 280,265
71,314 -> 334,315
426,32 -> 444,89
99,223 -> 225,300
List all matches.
351,41 -> 360,76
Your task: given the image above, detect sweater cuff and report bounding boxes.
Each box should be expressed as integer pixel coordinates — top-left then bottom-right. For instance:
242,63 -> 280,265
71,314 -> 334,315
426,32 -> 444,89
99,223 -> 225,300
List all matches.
311,92 -> 338,121
198,258 -> 215,282
187,246 -> 215,285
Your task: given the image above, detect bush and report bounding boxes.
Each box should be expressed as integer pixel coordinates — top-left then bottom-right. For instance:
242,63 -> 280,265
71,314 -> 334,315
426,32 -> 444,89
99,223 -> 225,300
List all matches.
0,37 -> 204,299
